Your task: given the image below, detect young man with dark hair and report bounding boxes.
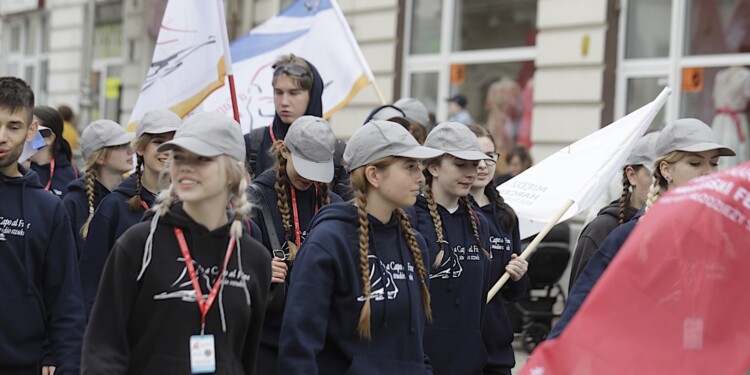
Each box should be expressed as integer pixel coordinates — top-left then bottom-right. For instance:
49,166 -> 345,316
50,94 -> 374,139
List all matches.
0,76 -> 85,374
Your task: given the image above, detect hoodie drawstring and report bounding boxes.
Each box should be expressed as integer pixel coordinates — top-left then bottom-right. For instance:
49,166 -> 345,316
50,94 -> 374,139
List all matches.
137,213 -> 160,280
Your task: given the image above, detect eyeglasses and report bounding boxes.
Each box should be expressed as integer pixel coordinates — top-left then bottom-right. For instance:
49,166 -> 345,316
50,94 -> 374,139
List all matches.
482,152 -> 499,166
273,63 -> 310,78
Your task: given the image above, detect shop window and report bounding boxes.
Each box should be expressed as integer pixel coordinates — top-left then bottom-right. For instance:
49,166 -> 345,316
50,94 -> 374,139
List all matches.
685,0 -> 750,55
626,77 -> 668,129
449,61 -> 534,150
409,72 -> 439,121
625,0 -> 671,59
452,0 -> 536,51
409,0 -> 441,54
10,25 -> 21,52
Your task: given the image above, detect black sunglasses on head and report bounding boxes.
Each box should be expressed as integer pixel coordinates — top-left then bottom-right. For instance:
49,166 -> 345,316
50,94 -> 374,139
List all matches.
39,128 -> 53,138
273,63 -> 310,78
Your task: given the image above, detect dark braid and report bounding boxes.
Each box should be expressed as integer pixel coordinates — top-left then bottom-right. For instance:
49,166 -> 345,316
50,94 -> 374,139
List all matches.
273,144 -> 292,243
127,156 -> 145,211
483,179 -> 517,230
463,196 -> 491,260
395,209 -> 432,322
423,179 -> 446,269
618,167 -> 631,224
316,182 -> 330,208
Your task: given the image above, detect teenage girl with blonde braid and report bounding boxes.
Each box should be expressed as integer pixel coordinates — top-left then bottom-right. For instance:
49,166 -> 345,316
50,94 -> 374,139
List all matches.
247,116 -> 342,375
568,132 -> 659,289
78,109 -> 179,317
279,120 -> 442,374
82,112 -> 271,373
550,118 -> 735,339
405,121 -> 494,375
63,119 -> 134,257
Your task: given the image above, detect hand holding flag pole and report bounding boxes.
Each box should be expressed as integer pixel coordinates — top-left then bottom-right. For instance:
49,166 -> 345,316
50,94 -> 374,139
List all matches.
487,87 -> 671,304
487,199 -> 574,303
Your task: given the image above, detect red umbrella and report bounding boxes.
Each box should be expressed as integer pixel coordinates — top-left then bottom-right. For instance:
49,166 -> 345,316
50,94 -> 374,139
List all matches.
519,162 -> 750,374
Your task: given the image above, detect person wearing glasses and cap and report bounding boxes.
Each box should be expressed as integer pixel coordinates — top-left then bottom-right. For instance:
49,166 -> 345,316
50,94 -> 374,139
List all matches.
29,106 -> 79,198
568,132 -> 659,290
244,54 -> 352,200
62,119 -> 135,258
246,115 -> 343,375
279,120 -> 441,374
404,122 -> 498,375
550,118 -> 735,339
467,124 -> 528,375
82,112 -> 271,374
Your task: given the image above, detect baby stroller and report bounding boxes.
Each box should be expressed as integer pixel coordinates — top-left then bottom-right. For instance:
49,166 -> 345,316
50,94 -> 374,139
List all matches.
506,222 -> 571,353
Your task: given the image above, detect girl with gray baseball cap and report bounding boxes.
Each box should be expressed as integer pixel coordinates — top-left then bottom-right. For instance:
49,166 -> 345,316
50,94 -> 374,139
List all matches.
82,112 -> 271,373
551,118 -> 735,339
247,115 -> 344,375
78,109 -> 180,317
405,121 -> 495,375
279,120 -> 442,374
62,119 -> 134,256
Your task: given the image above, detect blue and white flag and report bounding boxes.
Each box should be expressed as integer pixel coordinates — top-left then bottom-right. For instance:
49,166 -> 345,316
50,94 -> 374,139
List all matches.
197,0 -> 375,133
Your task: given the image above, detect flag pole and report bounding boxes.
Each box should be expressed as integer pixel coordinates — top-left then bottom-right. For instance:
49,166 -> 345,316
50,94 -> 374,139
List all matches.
371,80 -> 387,105
487,199 -> 575,303
216,0 -> 241,124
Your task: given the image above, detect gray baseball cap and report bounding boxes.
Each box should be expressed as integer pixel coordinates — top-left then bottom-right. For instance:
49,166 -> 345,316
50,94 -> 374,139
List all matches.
136,109 -> 181,139
157,112 -> 245,162
80,120 -> 135,159
344,120 -> 443,172
625,132 -> 660,172
656,118 -> 735,157
285,116 -> 336,183
394,97 -> 430,127
424,121 -> 492,161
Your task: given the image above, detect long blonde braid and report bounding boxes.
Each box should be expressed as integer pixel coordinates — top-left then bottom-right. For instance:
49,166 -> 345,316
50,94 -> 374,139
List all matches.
355,189 -> 372,339
395,208 -> 432,322
80,148 -> 111,238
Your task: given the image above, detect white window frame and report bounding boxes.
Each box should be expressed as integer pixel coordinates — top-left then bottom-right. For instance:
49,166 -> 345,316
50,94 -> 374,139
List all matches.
2,12 -> 48,103
402,0 -> 536,122
615,0 -> 750,125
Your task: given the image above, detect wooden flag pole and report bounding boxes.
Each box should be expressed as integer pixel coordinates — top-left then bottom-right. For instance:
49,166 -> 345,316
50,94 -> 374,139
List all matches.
370,79 -> 388,105
487,198 -> 575,303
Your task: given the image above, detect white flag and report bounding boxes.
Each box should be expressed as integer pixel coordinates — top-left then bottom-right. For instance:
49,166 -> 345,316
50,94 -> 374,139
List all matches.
127,0 -> 231,131
499,88 -> 672,239
197,0 -> 375,133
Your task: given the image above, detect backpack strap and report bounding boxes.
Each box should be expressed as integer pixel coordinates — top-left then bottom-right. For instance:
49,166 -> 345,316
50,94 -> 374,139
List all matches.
244,127 -> 267,178
248,184 -> 283,254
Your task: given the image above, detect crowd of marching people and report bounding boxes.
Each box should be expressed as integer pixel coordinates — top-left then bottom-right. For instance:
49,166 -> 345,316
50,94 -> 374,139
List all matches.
0,51 -> 737,375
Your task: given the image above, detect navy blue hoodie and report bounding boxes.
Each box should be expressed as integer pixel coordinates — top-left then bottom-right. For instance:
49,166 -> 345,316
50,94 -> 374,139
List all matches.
246,169 -> 342,367
30,153 -> 79,198
62,176 -> 111,257
405,195 -> 492,375
474,199 -> 529,375
78,174 -> 157,317
549,210 -> 643,339
81,203 -> 271,374
279,202 -> 433,374
0,166 -> 85,374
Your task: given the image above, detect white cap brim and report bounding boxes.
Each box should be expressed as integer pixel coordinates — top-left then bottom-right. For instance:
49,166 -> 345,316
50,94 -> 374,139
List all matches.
679,142 -> 736,157
105,132 -> 135,147
142,126 -> 179,136
292,153 -> 334,183
446,150 -> 493,161
158,138 -> 222,157
394,145 -> 444,160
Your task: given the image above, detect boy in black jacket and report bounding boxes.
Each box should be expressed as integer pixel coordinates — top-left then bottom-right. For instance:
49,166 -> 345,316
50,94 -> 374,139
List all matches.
0,76 -> 85,374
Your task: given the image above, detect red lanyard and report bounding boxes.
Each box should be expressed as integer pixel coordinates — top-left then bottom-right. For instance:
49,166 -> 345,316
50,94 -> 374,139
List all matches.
140,200 -> 149,211
288,185 -> 319,248
173,227 -> 236,335
44,158 -> 55,191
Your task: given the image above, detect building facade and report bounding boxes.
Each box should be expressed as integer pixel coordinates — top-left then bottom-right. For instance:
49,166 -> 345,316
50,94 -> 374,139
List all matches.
2,0 -> 749,168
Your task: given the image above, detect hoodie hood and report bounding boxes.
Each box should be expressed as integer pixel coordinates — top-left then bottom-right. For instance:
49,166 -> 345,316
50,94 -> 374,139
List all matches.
2,164 -> 44,188
30,153 -> 78,197
112,174 -> 140,196
271,58 -> 325,137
